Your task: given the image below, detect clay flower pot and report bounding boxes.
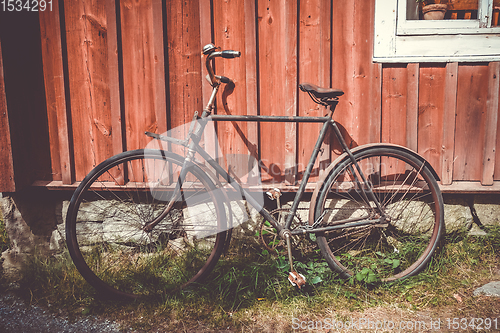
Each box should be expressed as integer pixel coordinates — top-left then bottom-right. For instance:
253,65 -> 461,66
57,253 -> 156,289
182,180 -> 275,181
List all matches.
422,4 -> 448,20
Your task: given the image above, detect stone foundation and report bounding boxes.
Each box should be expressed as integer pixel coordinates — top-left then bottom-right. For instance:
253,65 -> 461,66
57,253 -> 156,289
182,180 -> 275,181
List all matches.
1,188 -> 499,278
0,188 -> 60,279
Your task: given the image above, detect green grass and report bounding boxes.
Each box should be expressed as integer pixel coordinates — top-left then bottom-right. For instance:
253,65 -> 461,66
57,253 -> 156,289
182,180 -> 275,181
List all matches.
0,213 -> 10,289
12,226 -> 500,332
0,211 -> 8,253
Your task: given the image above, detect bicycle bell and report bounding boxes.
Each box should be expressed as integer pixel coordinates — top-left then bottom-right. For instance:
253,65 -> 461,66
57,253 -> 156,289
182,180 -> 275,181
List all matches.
202,43 -> 217,55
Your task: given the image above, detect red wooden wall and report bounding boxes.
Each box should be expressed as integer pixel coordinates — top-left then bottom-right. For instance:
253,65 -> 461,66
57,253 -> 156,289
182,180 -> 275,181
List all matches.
0,39 -> 15,192
1,0 -> 500,192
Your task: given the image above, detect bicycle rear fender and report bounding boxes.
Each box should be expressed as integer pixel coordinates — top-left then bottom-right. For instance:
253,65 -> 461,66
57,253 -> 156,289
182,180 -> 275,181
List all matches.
308,143 -> 441,224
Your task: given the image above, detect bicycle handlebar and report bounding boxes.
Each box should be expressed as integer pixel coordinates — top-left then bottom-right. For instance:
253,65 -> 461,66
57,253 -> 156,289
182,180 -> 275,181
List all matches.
221,50 -> 241,58
203,44 -> 240,86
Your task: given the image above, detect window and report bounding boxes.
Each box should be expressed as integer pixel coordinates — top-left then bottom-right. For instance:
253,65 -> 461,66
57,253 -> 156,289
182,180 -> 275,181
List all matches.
374,0 -> 500,62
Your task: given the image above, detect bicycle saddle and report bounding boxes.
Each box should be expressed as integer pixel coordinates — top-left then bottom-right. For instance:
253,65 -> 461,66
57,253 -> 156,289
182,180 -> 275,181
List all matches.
299,82 -> 344,99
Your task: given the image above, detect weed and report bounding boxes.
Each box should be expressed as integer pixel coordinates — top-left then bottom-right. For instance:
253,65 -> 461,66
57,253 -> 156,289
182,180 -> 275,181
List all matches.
0,213 -> 9,289
11,225 -> 500,331
0,211 -> 8,253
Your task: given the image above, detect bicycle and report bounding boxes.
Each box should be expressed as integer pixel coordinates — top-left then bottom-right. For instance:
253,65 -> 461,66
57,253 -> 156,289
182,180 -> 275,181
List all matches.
65,43 -> 445,300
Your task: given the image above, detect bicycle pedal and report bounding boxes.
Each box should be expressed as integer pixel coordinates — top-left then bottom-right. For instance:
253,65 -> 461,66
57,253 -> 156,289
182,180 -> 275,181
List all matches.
288,271 -> 306,289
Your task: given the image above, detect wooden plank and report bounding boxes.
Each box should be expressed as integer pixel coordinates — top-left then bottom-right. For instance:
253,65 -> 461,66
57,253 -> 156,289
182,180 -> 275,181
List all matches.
104,0 -> 126,185
353,0 -> 382,146
244,0 -> 259,185
406,63 -> 419,151
213,0 -> 253,183
298,0 -> 330,183
441,62 -> 458,185
330,0 -> 354,159
453,64 -> 489,181
35,179 -> 500,194
64,0 -> 113,180
495,62 -> 500,180
482,62 -> 500,185
152,0 -> 167,136
0,38 -> 15,192
106,0 -> 123,158
418,64 -> 446,177
39,5 -> 60,182
120,0 -> 158,152
439,181 -> 500,193
331,0 -> 382,162
283,0 -> 298,185
381,64 -> 408,177
105,0 -> 124,152
257,0 -> 296,183
39,0 -> 73,184
381,65 -> 407,146
165,0 -> 203,155
199,0 -> 217,168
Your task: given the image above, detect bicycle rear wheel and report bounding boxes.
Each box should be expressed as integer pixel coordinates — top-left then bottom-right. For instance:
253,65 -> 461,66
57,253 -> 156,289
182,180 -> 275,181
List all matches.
66,149 -> 227,299
313,146 -> 444,282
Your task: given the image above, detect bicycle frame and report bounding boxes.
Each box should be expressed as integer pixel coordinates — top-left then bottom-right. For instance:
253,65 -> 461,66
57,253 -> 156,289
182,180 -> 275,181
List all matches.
146,104 -> 386,238
144,45 -> 386,239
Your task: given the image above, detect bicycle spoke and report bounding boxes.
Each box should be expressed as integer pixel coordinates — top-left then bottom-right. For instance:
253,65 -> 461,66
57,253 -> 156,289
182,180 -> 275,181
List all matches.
67,149 -> 226,299
314,148 -> 443,282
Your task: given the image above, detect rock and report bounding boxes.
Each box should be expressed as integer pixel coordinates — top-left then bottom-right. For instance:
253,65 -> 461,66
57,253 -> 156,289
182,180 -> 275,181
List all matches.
1,196 -> 38,280
443,197 -> 473,233
473,281 -> 500,297
473,195 -> 500,227
282,200 -> 310,224
468,224 -> 488,236
0,250 -> 27,279
49,224 -> 65,252
0,197 -> 36,255
55,197 -> 263,249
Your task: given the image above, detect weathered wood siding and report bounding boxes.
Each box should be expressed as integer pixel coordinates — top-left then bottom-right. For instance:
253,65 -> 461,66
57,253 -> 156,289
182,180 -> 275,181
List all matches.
1,0 -> 500,192
0,39 -> 15,192
0,9 -> 52,192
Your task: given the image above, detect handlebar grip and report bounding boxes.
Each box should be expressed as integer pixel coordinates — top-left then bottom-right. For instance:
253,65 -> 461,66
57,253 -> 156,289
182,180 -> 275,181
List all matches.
221,50 -> 241,58
218,76 -> 233,84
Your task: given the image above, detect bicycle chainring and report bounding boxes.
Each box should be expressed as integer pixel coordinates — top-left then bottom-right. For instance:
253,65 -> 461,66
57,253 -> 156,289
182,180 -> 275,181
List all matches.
258,208 -> 316,256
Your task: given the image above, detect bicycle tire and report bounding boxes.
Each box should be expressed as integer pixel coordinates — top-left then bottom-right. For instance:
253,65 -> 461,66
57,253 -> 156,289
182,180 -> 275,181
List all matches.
66,149 -> 227,300
313,146 -> 444,282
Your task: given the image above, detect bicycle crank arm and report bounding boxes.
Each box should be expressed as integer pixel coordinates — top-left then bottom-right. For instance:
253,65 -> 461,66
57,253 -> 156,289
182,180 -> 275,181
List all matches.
283,231 -> 306,289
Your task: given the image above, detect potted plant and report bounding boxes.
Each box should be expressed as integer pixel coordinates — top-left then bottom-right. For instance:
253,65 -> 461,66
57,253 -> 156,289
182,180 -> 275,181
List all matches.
417,0 -> 448,20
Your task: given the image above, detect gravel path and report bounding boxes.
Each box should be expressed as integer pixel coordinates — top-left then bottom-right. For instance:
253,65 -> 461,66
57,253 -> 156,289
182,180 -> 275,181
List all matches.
0,293 -> 123,333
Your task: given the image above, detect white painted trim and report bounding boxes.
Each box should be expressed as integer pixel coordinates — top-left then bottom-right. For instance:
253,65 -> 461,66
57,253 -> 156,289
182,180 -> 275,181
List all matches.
374,0 -> 500,63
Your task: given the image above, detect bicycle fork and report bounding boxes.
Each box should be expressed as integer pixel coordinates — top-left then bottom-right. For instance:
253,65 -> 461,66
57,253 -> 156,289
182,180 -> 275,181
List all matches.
143,113 -> 205,233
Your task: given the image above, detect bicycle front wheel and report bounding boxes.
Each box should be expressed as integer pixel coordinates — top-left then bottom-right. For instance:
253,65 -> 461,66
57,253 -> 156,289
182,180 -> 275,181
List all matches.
313,146 -> 444,282
66,149 -> 227,299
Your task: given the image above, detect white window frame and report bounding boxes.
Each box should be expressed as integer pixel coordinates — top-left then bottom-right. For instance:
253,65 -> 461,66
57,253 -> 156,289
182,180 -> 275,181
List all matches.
374,0 -> 500,63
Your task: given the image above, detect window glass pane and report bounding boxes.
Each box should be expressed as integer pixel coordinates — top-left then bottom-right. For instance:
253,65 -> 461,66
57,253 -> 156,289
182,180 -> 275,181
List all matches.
407,0 -> 479,21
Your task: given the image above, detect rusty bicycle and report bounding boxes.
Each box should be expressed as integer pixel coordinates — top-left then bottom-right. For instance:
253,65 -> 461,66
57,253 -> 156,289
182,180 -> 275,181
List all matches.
65,44 -> 444,300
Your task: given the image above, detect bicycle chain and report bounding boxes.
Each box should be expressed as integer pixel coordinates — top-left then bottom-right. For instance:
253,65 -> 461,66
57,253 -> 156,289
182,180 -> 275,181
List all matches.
305,208 -> 376,243
325,224 -> 374,243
